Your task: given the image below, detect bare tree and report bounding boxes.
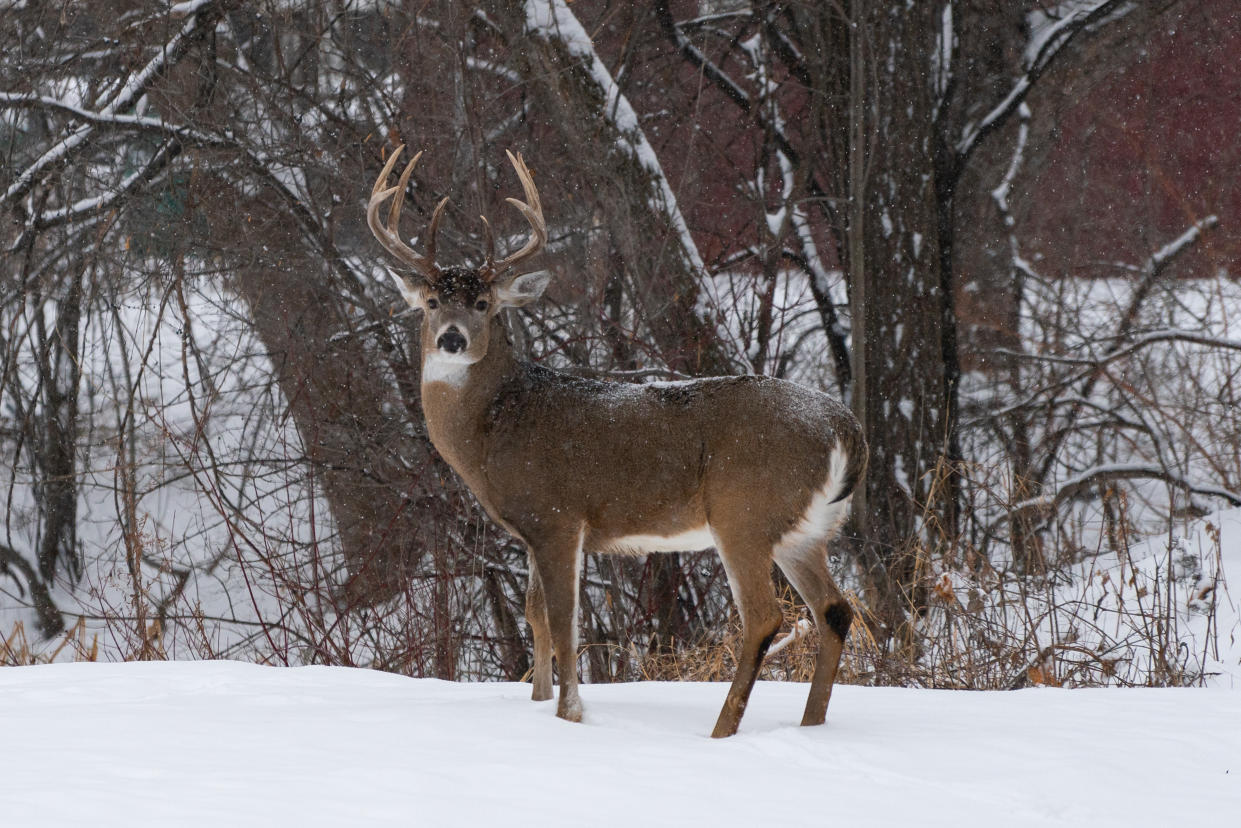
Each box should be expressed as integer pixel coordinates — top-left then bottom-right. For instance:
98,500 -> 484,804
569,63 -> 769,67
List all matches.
2,0 -> 1234,686
0,0 -> 745,668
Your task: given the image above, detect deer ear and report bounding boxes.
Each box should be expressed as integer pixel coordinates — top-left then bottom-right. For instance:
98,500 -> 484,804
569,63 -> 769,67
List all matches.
389,270 -> 427,310
495,270 -> 551,308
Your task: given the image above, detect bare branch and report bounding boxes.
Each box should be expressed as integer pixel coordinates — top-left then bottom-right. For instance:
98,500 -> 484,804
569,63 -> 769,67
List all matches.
1030,215 -> 1218,484
1010,463 -> 1241,517
1,0 -> 238,209
955,0 -> 1130,162
20,140 -> 182,238
0,93 -> 231,147
1001,328 -> 1241,370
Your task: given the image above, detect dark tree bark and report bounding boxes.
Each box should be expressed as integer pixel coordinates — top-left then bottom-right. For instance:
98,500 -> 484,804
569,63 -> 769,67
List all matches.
491,0 -> 742,377
843,2 -> 954,634
642,0 -> 1164,637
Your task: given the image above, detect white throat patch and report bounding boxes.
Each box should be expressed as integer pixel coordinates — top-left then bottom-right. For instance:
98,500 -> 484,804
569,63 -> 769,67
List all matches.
422,351 -> 476,388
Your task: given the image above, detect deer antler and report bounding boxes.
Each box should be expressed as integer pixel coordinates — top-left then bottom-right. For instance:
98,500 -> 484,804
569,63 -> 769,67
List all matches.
367,145 -> 448,284
483,150 -> 547,283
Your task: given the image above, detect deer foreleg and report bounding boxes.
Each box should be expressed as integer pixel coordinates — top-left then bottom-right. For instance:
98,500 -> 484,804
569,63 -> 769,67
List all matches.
525,554 -> 554,702
529,529 -> 584,723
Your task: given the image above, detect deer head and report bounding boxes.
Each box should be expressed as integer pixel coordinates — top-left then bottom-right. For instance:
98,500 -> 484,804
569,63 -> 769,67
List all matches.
367,146 -> 551,371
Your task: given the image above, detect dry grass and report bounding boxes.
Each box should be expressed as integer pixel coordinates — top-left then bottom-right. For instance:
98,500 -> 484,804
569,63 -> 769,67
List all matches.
632,586 -> 881,685
6,452 -> 1225,693
2,617 -> 99,666
606,470 -> 1231,692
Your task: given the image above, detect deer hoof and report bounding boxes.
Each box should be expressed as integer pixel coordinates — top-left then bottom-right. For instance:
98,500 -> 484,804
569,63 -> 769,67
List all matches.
556,697 -> 583,723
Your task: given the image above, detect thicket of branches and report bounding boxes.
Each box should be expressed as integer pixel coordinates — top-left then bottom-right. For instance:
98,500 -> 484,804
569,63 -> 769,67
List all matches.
2,0 -> 1236,687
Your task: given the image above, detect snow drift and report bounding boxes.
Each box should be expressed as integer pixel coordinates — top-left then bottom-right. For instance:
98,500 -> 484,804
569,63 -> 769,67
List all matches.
1,661 -> 1236,827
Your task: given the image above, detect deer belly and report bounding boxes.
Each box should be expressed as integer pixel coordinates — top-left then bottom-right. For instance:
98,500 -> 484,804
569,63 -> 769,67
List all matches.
597,525 -> 716,556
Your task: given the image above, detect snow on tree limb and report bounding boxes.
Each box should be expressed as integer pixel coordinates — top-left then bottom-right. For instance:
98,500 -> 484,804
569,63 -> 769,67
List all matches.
30,140 -> 183,233
996,216 -> 1222,376
0,93 -> 230,147
990,104 -> 1031,226
166,0 -> 217,17
651,0 -> 854,380
1149,214 -> 1220,271
955,0 -> 1130,160
1104,213 -> 1219,345
1010,463 -> 1241,517
931,2 -> 955,119
1,0 -> 236,210
525,0 -> 704,274
524,0 -> 746,370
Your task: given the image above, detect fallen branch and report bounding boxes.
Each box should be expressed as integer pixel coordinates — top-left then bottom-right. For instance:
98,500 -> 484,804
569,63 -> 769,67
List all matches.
1009,463 -> 1241,519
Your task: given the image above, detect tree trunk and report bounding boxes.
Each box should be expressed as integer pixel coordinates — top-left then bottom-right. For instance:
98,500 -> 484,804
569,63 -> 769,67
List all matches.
495,0 -> 741,377
845,1 -> 956,637
190,170 -> 459,629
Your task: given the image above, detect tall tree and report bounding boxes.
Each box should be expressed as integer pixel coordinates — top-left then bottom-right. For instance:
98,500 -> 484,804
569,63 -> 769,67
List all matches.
649,0 -> 1172,635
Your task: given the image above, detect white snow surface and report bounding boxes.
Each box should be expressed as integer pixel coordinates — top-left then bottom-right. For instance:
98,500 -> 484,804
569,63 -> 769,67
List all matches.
1,661 -> 1237,827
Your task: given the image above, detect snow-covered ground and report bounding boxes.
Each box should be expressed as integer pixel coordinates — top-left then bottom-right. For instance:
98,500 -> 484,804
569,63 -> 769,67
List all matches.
1,661 -> 1236,826
928,505 -> 1241,689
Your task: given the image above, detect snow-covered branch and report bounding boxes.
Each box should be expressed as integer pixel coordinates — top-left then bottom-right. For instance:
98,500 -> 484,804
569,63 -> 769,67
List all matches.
990,103 -> 1030,226
1010,463 -> 1241,516
932,2 -> 955,119
0,93 -> 230,147
526,0 -> 706,275
1147,215 -> 1219,272
29,140 -> 182,232
2,0 -> 235,209
955,0 -> 1129,160
525,0 -> 748,371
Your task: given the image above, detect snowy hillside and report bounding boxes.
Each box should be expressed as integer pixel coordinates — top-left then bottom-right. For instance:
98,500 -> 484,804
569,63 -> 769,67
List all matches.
1,661 -> 1237,827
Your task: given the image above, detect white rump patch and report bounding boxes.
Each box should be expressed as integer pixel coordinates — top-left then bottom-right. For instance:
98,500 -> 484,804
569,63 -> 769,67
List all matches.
774,445 -> 852,559
603,526 -> 715,556
422,352 -> 476,388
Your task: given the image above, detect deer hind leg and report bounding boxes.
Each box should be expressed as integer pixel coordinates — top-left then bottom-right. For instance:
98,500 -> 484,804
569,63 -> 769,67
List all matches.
525,554 -> 553,702
711,536 -> 783,738
774,539 -> 852,727
528,529 -> 585,722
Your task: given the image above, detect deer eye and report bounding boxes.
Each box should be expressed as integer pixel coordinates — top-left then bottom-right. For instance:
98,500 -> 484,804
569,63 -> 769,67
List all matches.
474,299 -> 489,312
426,297 -> 439,310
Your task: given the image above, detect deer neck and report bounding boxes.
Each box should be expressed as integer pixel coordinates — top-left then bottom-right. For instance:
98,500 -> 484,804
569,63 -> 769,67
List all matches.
419,316 -> 517,477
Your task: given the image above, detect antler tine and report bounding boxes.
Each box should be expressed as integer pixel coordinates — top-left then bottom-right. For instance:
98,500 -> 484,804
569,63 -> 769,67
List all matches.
385,147 -> 420,237
486,150 -> 547,283
366,145 -> 441,284
508,149 -> 543,219
371,145 -> 406,199
426,196 -> 450,267
479,214 -> 496,272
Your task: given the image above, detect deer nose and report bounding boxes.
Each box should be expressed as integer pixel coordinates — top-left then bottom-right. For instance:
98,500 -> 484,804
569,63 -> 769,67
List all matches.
437,327 -> 467,353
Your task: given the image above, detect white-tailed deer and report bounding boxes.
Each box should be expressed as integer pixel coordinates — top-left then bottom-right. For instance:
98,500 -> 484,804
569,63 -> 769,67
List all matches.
367,146 -> 866,737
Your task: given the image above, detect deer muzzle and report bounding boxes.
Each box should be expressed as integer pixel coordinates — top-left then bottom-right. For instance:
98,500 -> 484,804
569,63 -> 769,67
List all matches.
437,327 -> 468,354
